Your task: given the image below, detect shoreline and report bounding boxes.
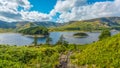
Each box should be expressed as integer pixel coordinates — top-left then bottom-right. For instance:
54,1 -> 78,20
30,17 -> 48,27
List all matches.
23,35 -> 47,37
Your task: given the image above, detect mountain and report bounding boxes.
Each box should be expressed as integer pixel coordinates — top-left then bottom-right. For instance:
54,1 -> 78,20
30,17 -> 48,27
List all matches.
66,17 -> 120,26
50,17 -> 120,31
16,21 -> 64,31
83,17 -> 120,26
71,33 -> 120,67
16,21 -> 62,28
0,21 -> 63,29
0,21 -> 16,28
0,17 -> 120,30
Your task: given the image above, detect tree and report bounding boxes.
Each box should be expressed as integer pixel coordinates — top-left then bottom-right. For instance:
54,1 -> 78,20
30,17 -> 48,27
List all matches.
56,35 -> 64,45
19,26 -> 50,46
46,36 -> 52,45
56,35 -> 68,47
99,29 -> 111,40
33,35 -> 38,46
19,26 -> 49,35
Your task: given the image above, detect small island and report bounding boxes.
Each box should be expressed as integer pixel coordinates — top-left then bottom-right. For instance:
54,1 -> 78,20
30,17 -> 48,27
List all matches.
19,26 -> 49,37
73,32 -> 88,38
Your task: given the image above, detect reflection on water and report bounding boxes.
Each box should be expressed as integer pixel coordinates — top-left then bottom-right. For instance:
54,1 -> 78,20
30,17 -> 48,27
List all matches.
0,31 -> 119,46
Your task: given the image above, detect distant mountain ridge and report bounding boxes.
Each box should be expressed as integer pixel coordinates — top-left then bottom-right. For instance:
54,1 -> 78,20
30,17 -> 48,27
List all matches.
0,21 -> 62,29
16,21 -> 62,27
0,17 -> 120,29
0,20 -> 16,28
82,17 -> 120,26
50,17 -> 120,31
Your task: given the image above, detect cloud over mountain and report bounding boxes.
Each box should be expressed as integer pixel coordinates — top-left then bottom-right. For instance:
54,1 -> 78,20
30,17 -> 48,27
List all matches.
0,0 -> 51,22
0,0 -> 120,23
51,0 -> 120,22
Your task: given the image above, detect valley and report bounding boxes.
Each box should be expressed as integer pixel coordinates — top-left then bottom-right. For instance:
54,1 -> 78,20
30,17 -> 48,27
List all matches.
0,0 -> 120,68
0,17 -> 120,68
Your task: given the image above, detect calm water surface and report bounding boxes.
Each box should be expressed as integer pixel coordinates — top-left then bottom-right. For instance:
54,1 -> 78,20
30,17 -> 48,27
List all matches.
0,31 -> 119,46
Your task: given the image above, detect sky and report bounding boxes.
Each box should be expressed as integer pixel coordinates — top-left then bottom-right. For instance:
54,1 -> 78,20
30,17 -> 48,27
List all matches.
0,0 -> 119,23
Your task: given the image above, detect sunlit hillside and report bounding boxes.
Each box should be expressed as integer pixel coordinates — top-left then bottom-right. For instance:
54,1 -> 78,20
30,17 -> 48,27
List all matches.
71,33 -> 120,68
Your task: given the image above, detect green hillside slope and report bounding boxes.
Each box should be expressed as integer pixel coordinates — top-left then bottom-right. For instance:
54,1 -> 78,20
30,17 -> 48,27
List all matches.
50,21 -> 109,31
71,33 -> 120,68
49,17 -> 120,31
0,44 -> 83,68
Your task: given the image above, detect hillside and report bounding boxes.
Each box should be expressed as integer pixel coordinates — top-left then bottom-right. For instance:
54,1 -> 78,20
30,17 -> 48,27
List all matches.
0,17 -> 120,31
16,21 -> 62,28
0,21 -> 62,29
0,45 -> 61,68
19,26 -> 49,35
0,17 -> 120,32
71,33 -> 120,68
49,17 -> 120,31
50,21 -> 109,31
83,17 -> 120,26
0,44 -> 82,68
0,21 -> 16,28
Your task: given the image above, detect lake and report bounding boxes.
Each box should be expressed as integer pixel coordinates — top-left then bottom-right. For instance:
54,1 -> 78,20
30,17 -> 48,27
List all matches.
0,31 -> 119,46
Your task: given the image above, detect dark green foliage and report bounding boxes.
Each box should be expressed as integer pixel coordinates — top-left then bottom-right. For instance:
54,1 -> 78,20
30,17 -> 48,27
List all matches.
73,32 -> 88,38
112,26 -> 120,30
0,44 -> 85,68
65,27 -> 80,30
0,45 -> 60,68
46,36 -> 52,45
19,25 -> 49,46
56,35 -> 68,47
19,26 -> 49,35
99,29 -> 111,40
56,35 -> 64,45
33,35 -> 38,46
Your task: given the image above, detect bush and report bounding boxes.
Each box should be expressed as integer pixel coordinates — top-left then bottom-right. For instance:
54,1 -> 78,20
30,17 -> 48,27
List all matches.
99,29 -> 111,40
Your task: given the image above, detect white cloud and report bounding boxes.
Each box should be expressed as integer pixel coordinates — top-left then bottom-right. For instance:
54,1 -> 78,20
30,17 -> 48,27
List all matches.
21,11 -> 51,22
0,0 -> 50,22
0,0 -> 120,23
0,0 -> 32,12
51,0 -> 120,23
50,0 -> 86,16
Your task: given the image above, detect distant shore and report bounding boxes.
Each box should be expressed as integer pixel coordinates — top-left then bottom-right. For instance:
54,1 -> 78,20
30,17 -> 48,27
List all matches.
24,34 -> 47,37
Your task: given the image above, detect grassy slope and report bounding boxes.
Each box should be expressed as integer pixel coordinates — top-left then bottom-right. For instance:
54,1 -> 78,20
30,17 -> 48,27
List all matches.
0,28 -> 14,33
49,21 -> 109,31
49,17 -> 120,31
71,33 -> 120,68
0,45 -> 61,68
0,44 -> 85,68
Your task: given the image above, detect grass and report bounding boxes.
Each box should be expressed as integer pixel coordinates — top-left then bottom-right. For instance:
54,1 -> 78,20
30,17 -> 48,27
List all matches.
49,21 -> 110,32
0,44 -> 85,68
70,33 -> 120,68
